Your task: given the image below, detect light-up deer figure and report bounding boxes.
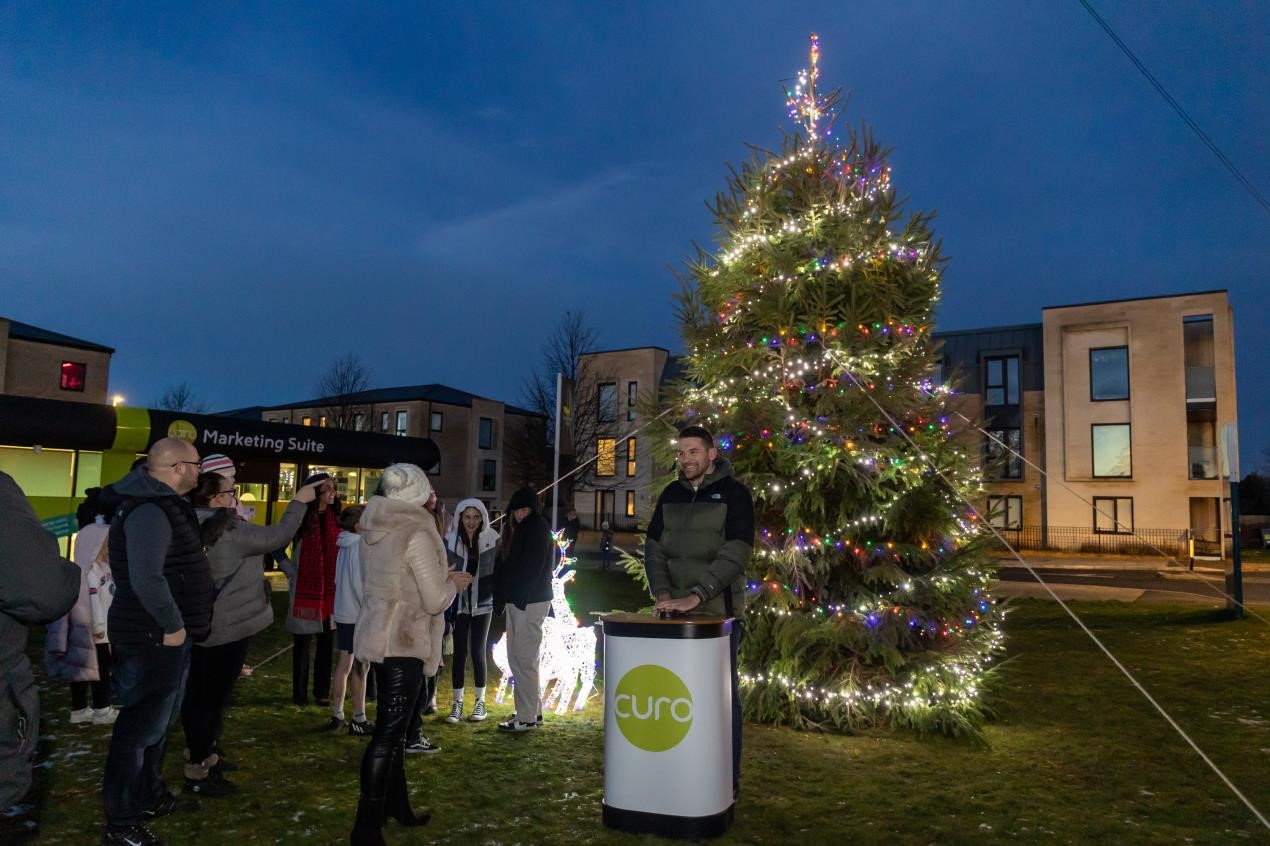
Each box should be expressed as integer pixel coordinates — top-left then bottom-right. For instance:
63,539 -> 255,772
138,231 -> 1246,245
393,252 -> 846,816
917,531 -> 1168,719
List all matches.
491,530 -> 598,714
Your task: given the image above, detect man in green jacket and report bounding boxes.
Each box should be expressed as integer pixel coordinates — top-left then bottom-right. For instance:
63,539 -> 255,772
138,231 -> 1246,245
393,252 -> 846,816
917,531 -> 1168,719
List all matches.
644,425 -> 754,800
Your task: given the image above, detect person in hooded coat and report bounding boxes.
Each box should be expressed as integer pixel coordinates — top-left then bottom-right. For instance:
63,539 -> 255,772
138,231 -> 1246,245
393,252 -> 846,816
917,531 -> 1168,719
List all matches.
349,464 -> 471,845
442,498 -> 499,724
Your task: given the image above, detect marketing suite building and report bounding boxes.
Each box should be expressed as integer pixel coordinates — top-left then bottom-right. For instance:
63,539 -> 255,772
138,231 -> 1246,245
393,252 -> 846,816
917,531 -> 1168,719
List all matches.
0,390 -> 439,555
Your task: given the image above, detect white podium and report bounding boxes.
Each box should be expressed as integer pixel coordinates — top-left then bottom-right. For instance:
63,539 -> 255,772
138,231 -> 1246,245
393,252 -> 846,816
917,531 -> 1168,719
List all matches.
601,612 -> 734,838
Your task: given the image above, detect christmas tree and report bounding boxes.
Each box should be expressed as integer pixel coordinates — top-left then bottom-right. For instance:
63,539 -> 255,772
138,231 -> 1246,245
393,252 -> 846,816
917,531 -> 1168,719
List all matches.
663,35 -> 1002,736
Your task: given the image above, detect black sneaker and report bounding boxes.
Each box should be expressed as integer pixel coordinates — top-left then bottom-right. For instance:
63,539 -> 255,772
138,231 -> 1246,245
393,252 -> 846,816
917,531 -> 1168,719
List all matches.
184,770 -> 238,797
404,737 -> 440,754
323,716 -> 346,733
143,791 -> 199,819
509,712 -> 544,726
102,824 -> 167,845
347,718 -> 374,736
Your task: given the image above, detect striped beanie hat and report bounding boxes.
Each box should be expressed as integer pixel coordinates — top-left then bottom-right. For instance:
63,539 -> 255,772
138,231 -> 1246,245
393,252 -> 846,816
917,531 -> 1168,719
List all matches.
200,454 -> 236,478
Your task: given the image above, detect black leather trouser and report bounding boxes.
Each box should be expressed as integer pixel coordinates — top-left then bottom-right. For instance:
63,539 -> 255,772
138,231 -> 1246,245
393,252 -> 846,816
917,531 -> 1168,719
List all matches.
359,657 -> 423,801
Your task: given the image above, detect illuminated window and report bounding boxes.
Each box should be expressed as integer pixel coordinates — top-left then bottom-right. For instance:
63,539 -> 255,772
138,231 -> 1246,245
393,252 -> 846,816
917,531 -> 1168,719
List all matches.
430,411 -> 443,432
353,413 -> 364,431
598,383 -> 617,423
627,381 -> 638,421
479,417 -> 494,450
625,490 -> 636,517
395,411 -> 408,437
380,412 -> 389,432
482,459 -> 496,491
596,438 -> 616,477
626,437 -> 637,477
319,416 -> 328,428
60,361 -> 86,392
302,416 -> 312,427
1092,424 -> 1131,477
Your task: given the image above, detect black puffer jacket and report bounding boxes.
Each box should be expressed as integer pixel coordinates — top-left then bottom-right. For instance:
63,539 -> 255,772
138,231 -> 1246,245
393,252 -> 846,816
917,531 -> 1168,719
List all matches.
107,467 -> 214,645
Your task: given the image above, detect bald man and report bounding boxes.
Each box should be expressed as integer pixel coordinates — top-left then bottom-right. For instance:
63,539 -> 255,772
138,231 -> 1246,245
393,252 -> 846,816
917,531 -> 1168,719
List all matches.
101,437 -> 215,846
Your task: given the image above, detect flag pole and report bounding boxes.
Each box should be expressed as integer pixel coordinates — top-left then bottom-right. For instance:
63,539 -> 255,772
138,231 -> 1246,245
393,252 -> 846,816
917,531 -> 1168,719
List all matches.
552,371 -> 563,533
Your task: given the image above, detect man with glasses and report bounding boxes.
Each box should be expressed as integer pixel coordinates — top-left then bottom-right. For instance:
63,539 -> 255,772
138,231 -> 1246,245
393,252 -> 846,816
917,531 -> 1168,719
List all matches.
101,437 -> 215,846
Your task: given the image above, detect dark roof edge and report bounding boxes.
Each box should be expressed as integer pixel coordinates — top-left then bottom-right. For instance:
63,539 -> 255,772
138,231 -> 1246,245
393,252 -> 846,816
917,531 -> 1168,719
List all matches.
580,345 -> 673,357
932,322 -> 1044,337
1042,289 -> 1228,311
5,319 -> 115,354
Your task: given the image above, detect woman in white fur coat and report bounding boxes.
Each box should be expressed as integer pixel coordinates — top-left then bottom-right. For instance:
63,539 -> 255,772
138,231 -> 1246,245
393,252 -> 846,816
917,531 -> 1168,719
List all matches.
350,464 -> 471,845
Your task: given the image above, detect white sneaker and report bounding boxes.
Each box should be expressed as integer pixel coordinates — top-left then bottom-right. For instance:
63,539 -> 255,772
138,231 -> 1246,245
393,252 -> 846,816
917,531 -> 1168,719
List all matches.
497,716 -> 537,733
444,700 -> 463,724
70,707 -> 93,725
92,707 -> 119,726
468,700 -> 487,722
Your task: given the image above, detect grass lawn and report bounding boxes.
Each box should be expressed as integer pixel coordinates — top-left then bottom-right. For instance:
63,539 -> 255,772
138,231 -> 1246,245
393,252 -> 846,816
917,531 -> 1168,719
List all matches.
13,569 -> 1270,845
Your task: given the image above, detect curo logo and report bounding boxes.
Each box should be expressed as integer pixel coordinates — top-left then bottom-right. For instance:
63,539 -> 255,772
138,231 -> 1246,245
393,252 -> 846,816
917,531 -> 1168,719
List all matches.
167,419 -> 198,443
613,664 -> 692,752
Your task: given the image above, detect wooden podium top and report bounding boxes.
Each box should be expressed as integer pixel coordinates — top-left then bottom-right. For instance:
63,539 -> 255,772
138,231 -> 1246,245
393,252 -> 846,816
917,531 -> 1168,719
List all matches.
601,612 -> 733,640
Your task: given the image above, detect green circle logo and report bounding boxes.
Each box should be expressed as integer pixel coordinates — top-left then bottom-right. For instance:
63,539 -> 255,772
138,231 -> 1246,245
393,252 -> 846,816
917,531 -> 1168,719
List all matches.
614,664 -> 693,752
167,420 -> 198,443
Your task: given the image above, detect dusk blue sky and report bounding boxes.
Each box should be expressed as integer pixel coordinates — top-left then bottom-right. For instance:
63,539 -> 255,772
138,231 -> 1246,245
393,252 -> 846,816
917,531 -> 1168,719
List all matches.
2,3 -> 1267,465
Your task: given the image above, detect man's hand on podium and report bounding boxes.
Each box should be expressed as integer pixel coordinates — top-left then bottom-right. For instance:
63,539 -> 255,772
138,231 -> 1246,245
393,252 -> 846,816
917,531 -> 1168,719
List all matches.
654,593 -> 702,615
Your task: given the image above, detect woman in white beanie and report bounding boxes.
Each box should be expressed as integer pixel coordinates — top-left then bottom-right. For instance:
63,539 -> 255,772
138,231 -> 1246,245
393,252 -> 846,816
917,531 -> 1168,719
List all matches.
350,464 -> 472,845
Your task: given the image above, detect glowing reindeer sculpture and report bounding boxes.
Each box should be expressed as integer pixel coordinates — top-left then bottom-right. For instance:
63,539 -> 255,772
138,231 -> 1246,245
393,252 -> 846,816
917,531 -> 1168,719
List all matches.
491,531 -> 598,715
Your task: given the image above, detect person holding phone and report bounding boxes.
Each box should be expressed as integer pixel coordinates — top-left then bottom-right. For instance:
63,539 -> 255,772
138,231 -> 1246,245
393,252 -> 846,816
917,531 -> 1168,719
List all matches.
180,473 -> 323,797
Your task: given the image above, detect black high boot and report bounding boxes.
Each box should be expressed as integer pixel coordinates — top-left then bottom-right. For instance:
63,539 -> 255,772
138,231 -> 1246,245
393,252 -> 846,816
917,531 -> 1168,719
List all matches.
349,796 -> 386,846
385,748 -> 430,827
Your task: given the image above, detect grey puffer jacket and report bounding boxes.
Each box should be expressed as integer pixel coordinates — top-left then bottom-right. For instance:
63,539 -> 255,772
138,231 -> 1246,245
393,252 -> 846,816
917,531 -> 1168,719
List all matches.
0,472 -> 80,808
198,501 -> 306,648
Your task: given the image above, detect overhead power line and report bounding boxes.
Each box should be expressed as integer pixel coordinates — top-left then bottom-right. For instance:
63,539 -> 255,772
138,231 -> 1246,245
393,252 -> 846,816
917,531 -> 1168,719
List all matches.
1076,0 -> 1270,216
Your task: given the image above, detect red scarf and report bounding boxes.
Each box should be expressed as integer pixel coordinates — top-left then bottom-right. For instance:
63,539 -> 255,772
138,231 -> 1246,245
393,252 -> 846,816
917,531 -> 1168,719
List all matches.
292,508 -> 339,621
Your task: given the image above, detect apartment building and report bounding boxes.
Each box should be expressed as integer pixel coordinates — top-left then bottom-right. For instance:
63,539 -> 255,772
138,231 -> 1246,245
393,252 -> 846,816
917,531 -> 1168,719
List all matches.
254,384 -> 547,512
570,346 -> 682,530
936,290 -> 1238,552
0,317 -> 114,405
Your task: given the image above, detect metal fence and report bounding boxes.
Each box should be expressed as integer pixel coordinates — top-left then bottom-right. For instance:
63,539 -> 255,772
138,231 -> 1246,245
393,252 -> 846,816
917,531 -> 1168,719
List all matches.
990,524 -> 1188,558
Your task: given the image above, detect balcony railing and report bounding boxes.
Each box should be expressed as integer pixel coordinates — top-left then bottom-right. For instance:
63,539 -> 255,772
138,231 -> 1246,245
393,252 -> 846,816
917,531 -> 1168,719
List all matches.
1185,366 -> 1216,402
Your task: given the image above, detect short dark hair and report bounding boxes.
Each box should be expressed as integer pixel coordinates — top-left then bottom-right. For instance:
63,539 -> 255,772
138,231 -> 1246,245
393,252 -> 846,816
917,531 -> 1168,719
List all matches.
339,504 -> 365,532
678,425 -> 714,448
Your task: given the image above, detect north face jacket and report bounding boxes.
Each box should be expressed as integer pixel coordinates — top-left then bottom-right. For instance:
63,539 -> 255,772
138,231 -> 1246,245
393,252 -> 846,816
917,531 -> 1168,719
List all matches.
644,457 -> 755,618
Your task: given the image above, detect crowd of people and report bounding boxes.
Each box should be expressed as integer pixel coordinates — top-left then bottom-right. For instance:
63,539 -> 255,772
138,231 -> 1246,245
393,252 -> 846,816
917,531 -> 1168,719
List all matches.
0,424 -> 752,846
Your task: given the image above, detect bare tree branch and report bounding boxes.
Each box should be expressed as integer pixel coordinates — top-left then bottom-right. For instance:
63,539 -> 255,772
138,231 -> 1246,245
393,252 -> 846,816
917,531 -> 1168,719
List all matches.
516,310 -> 615,504
316,352 -> 372,430
155,382 -> 210,414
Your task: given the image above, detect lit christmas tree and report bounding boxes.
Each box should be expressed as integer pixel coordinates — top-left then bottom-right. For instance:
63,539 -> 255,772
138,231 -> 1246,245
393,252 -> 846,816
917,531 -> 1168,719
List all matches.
663,35 -> 1002,735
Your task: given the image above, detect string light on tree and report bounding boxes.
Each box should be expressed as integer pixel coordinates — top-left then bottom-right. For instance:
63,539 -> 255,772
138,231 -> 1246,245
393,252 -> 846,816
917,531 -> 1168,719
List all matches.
655,35 -> 1003,736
